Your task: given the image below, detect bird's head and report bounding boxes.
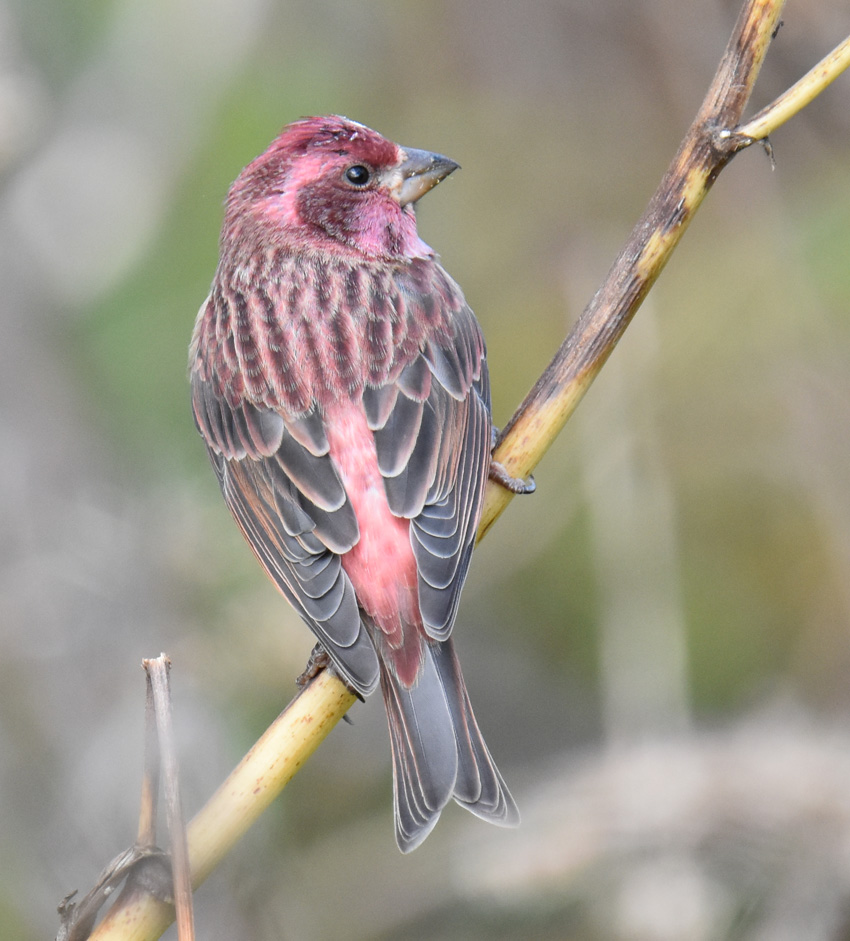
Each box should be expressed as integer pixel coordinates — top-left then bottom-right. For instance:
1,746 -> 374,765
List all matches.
223,115 -> 459,261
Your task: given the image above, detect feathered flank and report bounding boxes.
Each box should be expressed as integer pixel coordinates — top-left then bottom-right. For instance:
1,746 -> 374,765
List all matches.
190,116 -> 517,851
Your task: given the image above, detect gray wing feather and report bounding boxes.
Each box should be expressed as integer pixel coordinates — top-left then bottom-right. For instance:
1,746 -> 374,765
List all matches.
285,408 -> 330,455
367,300 -> 491,644
219,454 -> 378,694
383,392 -> 444,519
275,427 -> 346,511
397,356 -> 432,400
373,394 -> 424,477
423,342 -> 466,400
193,375 -> 285,460
194,375 -> 379,695
363,384 -> 399,430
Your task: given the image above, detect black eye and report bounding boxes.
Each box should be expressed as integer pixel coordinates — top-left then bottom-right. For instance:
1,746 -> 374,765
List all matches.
345,165 -> 370,186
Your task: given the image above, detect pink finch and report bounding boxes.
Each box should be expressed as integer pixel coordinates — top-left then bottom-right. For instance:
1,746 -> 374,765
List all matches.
190,115 -> 521,851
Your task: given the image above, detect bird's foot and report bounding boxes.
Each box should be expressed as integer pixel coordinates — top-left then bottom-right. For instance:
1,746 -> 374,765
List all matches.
296,643 -> 331,689
489,458 -> 536,495
296,644 -> 361,706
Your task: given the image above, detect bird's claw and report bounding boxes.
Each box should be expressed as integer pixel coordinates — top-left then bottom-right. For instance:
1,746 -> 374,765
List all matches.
296,643 -> 332,689
489,459 -> 536,495
297,644 -> 361,704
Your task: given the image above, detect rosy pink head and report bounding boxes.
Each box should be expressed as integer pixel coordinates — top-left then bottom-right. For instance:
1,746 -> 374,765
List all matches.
222,115 -> 459,261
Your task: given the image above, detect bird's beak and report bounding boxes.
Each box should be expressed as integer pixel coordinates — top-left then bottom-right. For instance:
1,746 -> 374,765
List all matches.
396,147 -> 460,207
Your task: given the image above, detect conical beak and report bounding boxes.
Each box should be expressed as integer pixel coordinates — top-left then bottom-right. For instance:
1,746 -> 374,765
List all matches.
397,147 -> 460,207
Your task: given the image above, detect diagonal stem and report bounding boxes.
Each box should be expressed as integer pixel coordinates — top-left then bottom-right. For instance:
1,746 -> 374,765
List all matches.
736,31 -> 850,142
477,0 -> 785,538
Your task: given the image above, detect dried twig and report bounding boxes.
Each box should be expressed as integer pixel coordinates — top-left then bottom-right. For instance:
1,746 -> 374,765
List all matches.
57,658 -> 180,941
145,657 -> 194,941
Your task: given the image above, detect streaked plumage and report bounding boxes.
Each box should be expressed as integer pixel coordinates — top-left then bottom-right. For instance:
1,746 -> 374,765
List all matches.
190,115 -> 518,851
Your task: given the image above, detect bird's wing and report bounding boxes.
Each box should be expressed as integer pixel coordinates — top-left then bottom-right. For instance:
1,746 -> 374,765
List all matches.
191,379 -> 380,696
367,293 -> 491,642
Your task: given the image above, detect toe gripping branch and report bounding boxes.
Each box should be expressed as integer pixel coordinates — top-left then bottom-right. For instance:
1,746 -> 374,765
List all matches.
489,425 -> 536,495
297,643 -> 363,704
489,459 -> 536,494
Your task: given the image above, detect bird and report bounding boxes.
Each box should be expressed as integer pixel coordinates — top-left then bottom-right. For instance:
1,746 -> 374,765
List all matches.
189,115 -> 528,851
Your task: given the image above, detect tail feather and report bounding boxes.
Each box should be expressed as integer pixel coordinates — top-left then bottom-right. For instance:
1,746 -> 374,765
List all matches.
381,638 -> 519,853
431,640 -> 520,824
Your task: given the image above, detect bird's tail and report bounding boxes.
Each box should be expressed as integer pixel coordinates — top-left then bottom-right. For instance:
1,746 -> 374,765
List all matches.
379,637 -> 519,852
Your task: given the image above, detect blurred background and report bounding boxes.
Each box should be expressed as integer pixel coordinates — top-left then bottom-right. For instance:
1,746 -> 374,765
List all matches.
2,0 -> 850,938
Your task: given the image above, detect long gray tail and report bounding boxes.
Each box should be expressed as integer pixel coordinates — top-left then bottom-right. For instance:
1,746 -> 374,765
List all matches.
379,638 -> 519,852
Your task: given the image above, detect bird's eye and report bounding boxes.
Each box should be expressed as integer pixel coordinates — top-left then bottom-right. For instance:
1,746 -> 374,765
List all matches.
345,165 -> 371,186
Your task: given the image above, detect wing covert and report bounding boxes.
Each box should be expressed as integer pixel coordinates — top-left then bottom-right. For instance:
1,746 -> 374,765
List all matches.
369,293 -> 492,643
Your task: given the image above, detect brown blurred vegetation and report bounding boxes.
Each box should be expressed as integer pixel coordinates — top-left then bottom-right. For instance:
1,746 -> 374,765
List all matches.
2,1 -> 850,938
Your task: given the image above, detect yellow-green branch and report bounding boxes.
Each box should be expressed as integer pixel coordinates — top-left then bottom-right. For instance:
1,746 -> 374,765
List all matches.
737,31 -> 850,142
